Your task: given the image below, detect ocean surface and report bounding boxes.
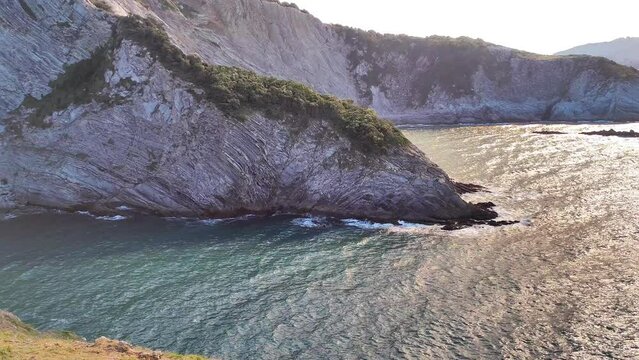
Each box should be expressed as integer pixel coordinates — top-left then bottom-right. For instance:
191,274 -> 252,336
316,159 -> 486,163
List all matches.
1,123 -> 638,359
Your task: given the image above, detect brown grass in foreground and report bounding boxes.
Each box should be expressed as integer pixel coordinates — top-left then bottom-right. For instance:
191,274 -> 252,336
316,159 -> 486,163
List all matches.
0,311 -> 208,360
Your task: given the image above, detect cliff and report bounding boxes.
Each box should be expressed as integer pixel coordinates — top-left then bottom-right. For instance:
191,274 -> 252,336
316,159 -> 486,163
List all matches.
52,0 -> 639,125
0,310 -> 208,359
0,5 -> 486,223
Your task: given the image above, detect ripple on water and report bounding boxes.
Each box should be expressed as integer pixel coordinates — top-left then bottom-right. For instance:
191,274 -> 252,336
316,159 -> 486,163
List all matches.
0,123 -> 638,359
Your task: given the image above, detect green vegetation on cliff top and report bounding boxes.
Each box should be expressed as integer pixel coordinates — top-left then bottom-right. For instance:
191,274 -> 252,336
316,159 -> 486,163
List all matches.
334,25 -> 513,102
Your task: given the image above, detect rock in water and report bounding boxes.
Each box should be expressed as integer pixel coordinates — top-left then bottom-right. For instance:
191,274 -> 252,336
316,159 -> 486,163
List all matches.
580,129 -> 639,138
0,11 -> 488,222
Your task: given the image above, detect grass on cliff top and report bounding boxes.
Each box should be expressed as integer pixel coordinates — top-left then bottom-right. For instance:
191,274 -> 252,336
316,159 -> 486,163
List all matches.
0,331 -> 207,360
116,16 -> 407,153
0,311 -> 208,360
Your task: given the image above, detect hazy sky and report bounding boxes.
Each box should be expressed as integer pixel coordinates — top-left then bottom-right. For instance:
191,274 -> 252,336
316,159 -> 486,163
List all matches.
287,0 -> 639,54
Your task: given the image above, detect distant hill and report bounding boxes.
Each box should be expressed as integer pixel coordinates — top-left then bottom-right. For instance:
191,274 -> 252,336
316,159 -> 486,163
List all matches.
556,37 -> 639,69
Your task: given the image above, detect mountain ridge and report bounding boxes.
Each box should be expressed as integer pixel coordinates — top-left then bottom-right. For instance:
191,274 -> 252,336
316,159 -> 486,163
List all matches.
556,37 -> 639,70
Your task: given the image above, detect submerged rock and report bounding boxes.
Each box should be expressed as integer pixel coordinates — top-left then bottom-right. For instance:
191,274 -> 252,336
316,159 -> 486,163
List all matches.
533,129 -> 638,138
441,202 -> 519,230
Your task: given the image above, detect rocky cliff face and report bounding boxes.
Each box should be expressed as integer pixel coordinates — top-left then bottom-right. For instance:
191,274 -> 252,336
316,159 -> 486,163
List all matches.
4,0 -> 631,221
0,8 -> 484,222
58,0 -> 639,125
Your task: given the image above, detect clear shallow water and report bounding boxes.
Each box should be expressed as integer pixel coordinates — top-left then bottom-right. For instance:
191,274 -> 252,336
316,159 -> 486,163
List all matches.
1,123 -> 638,359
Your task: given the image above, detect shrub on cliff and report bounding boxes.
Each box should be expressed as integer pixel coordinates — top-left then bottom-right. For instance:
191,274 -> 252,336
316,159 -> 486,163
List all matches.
265,0 -> 310,15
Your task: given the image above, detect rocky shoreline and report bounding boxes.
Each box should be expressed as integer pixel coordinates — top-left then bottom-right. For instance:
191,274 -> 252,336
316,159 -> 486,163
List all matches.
0,176 -> 509,230
2,188 -> 509,231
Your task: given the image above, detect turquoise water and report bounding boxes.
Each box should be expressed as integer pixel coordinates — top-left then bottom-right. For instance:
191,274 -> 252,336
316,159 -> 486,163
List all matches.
1,123 -> 638,358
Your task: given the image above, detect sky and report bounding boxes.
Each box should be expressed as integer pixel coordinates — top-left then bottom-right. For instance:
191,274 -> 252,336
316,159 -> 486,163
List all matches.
287,0 -> 639,55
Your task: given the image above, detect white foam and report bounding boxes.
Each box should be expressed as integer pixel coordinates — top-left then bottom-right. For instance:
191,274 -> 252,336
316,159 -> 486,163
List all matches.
2,213 -> 17,221
116,205 -> 132,211
95,215 -> 128,221
198,219 -> 222,226
397,220 -> 430,229
341,219 -> 394,230
291,217 -> 325,228
520,218 -> 533,226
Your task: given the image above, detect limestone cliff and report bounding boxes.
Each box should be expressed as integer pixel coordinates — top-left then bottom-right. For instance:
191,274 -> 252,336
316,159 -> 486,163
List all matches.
0,8 -> 484,222
102,0 -> 639,124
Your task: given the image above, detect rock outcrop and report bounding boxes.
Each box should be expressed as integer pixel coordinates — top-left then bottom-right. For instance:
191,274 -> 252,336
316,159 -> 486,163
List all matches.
0,0 -> 112,119
45,0 -> 639,125
0,8 -> 486,222
580,129 -> 639,138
